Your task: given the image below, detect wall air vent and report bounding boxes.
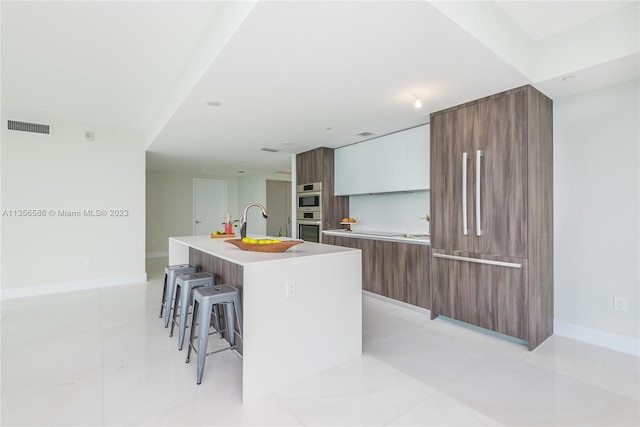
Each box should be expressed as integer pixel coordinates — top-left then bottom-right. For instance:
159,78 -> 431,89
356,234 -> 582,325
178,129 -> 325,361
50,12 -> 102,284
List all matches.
357,132 -> 374,137
261,147 -> 281,153
8,120 -> 50,135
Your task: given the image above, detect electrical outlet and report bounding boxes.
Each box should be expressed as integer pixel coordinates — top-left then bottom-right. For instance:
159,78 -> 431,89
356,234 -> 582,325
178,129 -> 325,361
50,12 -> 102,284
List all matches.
286,281 -> 296,298
614,296 -> 628,311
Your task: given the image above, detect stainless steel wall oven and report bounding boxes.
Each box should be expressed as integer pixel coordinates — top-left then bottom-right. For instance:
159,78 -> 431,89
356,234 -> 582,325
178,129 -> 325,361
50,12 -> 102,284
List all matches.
296,182 -> 322,243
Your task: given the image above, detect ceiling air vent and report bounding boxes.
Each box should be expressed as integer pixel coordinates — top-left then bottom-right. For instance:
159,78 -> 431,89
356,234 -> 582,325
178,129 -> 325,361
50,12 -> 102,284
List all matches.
261,147 -> 281,153
8,120 -> 50,135
357,132 -> 374,137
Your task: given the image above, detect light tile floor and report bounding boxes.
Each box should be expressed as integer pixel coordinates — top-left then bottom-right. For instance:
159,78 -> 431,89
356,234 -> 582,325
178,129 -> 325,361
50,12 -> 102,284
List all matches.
1,258 -> 638,426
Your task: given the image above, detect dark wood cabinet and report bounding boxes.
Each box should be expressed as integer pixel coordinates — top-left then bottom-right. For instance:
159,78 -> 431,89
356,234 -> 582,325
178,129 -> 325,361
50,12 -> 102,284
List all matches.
324,235 -> 431,310
296,147 -> 325,185
430,85 -> 553,350
296,147 -> 349,233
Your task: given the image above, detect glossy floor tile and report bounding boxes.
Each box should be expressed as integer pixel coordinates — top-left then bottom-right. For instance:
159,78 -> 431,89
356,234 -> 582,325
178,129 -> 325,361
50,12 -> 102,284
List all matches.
1,257 -> 638,426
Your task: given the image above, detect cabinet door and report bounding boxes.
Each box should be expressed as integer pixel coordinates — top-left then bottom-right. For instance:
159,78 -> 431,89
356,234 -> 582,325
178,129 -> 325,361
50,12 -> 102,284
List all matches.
473,93 -> 527,258
354,140 -> 380,194
407,125 -> 430,191
296,149 -> 321,184
378,132 -> 408,193
432,251 -> 528,340
430,105 -> 476,252
334,144 -> 358,195
402,243 -> 431,309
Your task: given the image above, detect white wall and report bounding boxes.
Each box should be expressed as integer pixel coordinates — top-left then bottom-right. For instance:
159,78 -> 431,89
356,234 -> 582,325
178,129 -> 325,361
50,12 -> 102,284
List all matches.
145,170 -> 240,257
348,191 -> 430,235
1,116 -> 146,298
554,80 -> 639,344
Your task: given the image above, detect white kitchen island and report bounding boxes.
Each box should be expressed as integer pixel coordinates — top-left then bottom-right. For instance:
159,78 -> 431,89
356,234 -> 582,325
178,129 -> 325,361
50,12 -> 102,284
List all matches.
169,235 -> 362,403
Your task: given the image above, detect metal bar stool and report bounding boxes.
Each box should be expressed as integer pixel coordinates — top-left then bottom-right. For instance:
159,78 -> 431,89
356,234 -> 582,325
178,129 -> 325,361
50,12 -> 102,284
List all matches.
186,284 -> 243,385
170,272 -> 215,350
160,264 -> 197,328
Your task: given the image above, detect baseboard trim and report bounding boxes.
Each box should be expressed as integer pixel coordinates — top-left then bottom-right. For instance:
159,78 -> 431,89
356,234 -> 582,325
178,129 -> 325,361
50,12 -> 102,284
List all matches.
362,290 -> 431,317
146,251 -> 168,259
0,273 -> 148,300
554,319 -> 639,357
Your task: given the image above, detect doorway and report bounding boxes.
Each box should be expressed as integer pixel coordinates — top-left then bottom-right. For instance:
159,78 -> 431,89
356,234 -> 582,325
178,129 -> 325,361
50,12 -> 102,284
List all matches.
193,179 -> 227,235
266,180 -> 292,237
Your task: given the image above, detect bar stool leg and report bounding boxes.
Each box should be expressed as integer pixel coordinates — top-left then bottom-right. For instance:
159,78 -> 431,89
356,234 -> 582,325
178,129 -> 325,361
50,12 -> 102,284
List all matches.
196,302 -> 212,385
223,302 -> 236,346
159,273 -> 168,318
212,305 -> 223,338
233,293 -> 243,339
164,271 -> 178,328
177,284 -> 191,350
170,284 -> 180,337
186,299 -> 199,364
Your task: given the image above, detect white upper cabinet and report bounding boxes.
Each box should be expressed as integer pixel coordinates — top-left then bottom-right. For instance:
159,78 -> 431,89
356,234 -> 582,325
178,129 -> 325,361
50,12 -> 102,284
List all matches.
378,131 -> 408,193
334,124 -> 429,195
406,124 -> 430,191
334,143 -> 358,196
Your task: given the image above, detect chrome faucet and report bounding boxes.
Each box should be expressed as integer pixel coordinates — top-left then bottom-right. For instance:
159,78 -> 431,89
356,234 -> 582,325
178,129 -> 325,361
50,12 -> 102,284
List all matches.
240,203 -> 268,238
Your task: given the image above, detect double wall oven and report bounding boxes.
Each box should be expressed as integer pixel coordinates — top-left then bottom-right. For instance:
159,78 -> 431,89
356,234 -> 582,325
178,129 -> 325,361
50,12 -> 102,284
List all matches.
297,182 -> 322,243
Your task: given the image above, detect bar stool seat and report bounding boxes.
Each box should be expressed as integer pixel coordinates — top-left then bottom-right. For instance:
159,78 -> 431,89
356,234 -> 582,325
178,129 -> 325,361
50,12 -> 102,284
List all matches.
170,272 -> 215,350
160,264 -> 197,327
186,284 -> 243,385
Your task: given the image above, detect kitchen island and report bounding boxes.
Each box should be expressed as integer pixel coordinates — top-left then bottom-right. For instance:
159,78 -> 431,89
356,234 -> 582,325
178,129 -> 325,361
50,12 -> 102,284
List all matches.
168,235 -> 362,403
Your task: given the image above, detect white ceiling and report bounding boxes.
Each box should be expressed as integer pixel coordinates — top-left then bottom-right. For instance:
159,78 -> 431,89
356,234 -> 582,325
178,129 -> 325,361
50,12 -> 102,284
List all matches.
2,1 -> 638,177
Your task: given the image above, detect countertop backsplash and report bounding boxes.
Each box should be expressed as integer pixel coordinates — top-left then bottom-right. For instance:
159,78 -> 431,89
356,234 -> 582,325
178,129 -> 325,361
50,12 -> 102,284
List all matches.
348,191 -> 430,235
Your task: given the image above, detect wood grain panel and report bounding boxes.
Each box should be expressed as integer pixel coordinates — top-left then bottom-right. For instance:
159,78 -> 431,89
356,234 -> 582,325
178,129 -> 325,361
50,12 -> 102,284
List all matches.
430,104 -> 475,252
296,147 -> 350,234
403,243 -> 431,309
324,235 -> 431,309
296,148 -> 322,184
473,91 -> 527,258
189,247 -> 245,354
525,86 -> 554,350
430,85 -> 553,350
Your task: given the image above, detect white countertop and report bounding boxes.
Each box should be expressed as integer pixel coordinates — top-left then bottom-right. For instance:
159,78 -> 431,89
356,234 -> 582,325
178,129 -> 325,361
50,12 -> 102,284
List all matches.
170,235 -> 360,266
323,229 -> 430,245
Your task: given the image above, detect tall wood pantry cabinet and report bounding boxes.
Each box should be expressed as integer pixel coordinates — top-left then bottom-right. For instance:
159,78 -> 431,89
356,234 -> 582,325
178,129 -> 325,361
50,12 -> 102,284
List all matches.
296,147 -> 349,233
430,85 -> 553,350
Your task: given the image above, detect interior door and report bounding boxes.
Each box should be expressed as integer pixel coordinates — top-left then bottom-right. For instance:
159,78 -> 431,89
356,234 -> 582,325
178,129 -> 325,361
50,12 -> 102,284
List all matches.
266,180 -> 292,237
193,179 -> 227,235
473,92 -> 527,258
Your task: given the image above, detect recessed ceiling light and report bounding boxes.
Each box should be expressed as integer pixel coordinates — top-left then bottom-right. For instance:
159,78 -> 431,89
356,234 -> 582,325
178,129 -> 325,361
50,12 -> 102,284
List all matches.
561,75 -> 575,82
261,147 -> 281,153
206,101 -> 222,106
238,170 -> 245,174
357,132 -> 374,137
283,142 -> 294,146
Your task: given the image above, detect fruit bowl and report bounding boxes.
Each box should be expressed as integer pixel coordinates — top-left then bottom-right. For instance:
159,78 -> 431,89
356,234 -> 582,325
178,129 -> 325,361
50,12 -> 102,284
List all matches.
226,239 -> 303,253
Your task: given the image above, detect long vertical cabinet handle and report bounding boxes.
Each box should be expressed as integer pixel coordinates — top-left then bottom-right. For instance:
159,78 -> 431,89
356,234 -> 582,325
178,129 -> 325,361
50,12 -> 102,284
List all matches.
462,152 -> 468,235
475,150 -> 483,236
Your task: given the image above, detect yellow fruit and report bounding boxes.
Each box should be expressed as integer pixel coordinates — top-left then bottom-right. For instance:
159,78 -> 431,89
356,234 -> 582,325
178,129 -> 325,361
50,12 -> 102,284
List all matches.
241,237 -> 250,243
272,239 -> 281,243
248,238 -> 258,244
